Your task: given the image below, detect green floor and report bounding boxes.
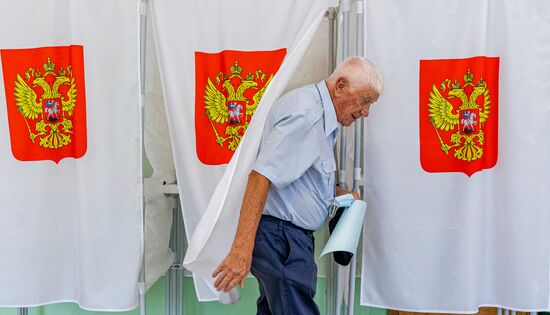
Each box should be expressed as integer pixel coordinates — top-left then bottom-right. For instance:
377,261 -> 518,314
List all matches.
0,276 -> 386,315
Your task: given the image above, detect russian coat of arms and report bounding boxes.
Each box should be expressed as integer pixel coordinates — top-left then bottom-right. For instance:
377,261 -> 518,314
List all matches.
419,56 -> 499,176
14,57 -> 77,149
1,45 -> 87,163
203,59 -> 272,151
428,68 -> 491,161
194,49 -> 286,165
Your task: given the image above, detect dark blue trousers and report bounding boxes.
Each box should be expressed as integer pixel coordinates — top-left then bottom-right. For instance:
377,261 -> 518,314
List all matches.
251,215 -> 320,315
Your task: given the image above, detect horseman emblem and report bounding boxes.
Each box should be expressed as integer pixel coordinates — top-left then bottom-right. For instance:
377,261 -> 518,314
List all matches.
1,45 -> 87,163
195,49 -> 286,165
44,99 -> 62,123
460,109 -> 478,134
420,56 -> 499,176
227,102 -> 244,125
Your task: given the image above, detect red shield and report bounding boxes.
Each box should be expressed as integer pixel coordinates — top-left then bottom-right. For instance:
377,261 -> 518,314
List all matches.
419,56 -> 499,176
1,45 -> 87,163
195,49 -> 286,165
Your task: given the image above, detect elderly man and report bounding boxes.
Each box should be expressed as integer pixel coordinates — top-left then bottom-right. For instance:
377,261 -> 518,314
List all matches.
212,56 -> 382,314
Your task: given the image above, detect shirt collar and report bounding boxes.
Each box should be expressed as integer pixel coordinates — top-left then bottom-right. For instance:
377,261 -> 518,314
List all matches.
316,80 -> 339,137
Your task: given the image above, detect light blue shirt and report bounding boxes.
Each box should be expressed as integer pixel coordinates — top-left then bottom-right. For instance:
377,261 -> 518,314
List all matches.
253,81 -> 339,230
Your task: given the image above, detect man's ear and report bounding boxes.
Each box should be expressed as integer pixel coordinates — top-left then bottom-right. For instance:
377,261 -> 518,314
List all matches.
334,77 -> 349,97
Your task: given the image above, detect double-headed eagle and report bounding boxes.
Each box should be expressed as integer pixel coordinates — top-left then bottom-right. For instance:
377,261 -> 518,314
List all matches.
14,58 -> 77,149
203,60 -> 273,151
428,69 -> 491,161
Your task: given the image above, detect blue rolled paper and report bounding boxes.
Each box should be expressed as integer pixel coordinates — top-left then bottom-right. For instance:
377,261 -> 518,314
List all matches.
320,200 -> 367,258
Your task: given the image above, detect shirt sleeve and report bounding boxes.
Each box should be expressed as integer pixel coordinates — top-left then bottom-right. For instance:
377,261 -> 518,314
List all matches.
253,109 -> 322,189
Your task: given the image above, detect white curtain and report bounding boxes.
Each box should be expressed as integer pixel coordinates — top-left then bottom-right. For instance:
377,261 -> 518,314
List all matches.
361,0 -> 550,312
143,7 -> 176,290
151,0 -> 329,301
0,0 -> 142,310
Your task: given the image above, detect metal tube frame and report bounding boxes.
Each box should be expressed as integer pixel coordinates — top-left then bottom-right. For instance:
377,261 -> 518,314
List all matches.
139,0 -> 148,314
176,198 -> 186,315
336,1 -> 351,314
345,2 -> 364,314
165,194 -> 186,315
338,1 -> 350,191
325,7 -> 338,315
165,202 -> 177,315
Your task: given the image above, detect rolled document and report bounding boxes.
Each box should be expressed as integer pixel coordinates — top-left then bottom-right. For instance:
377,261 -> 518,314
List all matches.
320,200 -> 367,258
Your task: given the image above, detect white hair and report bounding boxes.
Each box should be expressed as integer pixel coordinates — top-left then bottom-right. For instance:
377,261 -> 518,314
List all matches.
327,56 -> 383,94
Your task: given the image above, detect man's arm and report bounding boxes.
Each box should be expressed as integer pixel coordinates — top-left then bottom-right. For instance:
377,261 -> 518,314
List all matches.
212,170 -> 270,292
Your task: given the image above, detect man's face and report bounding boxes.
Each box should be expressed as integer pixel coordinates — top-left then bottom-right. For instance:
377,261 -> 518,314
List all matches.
334,84 -> 379,126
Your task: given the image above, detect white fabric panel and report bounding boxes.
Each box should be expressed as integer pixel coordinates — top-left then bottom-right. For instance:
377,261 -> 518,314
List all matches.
151,0 -> 329,301
0,0 -> 142,311
144,178 -> 174,289
284,19 -> 331,93
144,10 -> 175,184
143,8 -> 175,289
182,4 -> 329,303
361,0 -> 550,312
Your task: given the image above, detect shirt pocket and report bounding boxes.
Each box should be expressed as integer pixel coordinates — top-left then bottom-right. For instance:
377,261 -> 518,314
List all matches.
321,159 -> 336,198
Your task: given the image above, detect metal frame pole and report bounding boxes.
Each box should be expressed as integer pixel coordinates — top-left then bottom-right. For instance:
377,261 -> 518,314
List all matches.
175,199 -> 185,315
338,1 -> 351,190
325,7 -> 338,315
345,2 -> 364,314
165,243 -> 171,315
139,0 -> 148,314
165,193 -> 186,315
336,1 -> 351,314
16,308 -> 28,315
328,8 -> 337,74
166,202 -> 177,315
352,5 -> 364,192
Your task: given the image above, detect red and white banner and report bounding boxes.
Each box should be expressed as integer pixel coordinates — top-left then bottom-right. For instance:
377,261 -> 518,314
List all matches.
361,0 -> 550,312
0,0 -> 142,311
151,0 -> 328,301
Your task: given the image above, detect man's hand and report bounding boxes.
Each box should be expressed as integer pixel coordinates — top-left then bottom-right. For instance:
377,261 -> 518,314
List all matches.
212,247 -> 251,292
336,186 -> 360,200
211,170 -> 271,292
